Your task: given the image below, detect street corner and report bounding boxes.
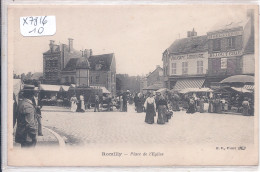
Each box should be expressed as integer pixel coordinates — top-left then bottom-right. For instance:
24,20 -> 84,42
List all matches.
36,126 -> 60,147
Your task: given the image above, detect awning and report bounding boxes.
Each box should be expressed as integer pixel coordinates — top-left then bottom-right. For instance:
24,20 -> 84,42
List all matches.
231,87 -> 252,93
174,79 -> 205,90
90,86 -> 110,94
60,85 -> 70,92
179,87 -> 213,94
39,84 -> 61,92
243,85 -> 254,91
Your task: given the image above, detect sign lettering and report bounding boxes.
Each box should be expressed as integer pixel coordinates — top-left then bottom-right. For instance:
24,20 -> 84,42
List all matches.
207,30 -> 243,39
209,50 -> 242,58
171,53 -> 206,60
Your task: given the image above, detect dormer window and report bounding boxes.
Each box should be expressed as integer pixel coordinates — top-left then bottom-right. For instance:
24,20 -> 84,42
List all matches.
95,64 -> 102,70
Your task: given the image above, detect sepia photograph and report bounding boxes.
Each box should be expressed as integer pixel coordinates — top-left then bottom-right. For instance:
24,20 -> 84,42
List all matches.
6,3 -> 258,167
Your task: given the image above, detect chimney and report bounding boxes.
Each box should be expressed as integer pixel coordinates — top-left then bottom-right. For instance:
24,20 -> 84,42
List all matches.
90,49 -> 93,56
187,28 -> 197,37
191,28 -> 197,37
49,40 -> 55,52
156,65 -> 160,69
68,38 -> 73,52
84,49 -> 91,58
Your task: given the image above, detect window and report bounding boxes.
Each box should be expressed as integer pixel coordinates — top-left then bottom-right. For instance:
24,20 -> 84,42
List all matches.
95,76 -> 100,83
71,76 -> 75,83
90,76 -> 93,83
197,61 -> 203,74
182,62 -> 188,75
171,63 -> 177,75
213,39 -> 221,51
227,37 -> 236,49
65,76 -> 69,82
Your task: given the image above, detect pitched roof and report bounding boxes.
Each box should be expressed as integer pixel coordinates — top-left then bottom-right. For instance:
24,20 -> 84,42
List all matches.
88,53 -> 114,71
167,35 -> 208,55
62,53 -> 114,72
63,58 -> 79,71
43,44 -> 60,54
244,33 -> 254,54
147,66 -> 163,78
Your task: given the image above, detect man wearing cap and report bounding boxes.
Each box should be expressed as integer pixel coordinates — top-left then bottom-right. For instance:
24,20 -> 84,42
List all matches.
32,87 -> 43,136
15,85 -> 38,148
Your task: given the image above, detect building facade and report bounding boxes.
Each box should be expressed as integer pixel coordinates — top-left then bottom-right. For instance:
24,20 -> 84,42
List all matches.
207,9 -> 255,88
163,9 -> 255,90
141,65 -> 164,91
42,38 -> 81,84
163,29 -> 209,90
43,39 -> 117,96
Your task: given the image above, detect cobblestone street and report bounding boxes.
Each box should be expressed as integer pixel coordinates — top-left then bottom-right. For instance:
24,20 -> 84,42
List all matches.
41,104 -> 254,147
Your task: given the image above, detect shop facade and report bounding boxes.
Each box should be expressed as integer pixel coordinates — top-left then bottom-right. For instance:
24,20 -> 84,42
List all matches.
163,30 -> 209,90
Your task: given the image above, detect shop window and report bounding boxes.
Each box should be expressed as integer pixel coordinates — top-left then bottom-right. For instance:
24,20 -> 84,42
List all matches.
65,76 -> 69,82
71,76 -> 75,83
227,37 -> 236,50
197,61 -> 203,74
182,62 -> 188,75
171,63 -> 177,75
96,76 -> 100,83
213,39 -> 221,51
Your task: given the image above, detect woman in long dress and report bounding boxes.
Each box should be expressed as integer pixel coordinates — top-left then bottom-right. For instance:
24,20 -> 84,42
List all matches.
70,95 -> 78,112
136,93 -> 143,113
144,93 -> 156,124
120,95 -> 123,112
157,95 -> 168,124
186,97 -> 196,114
199,97 -> 204,113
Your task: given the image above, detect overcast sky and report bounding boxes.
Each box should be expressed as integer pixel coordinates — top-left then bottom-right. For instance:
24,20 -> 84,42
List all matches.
10,5 -> 253,76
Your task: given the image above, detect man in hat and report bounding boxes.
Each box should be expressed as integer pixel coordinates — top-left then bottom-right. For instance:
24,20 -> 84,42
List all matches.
32,87 -> 43,136
15,85 -> 38,148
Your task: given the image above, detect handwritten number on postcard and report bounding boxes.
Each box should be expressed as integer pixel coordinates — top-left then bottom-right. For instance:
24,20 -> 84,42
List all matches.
20,16 -> 56,36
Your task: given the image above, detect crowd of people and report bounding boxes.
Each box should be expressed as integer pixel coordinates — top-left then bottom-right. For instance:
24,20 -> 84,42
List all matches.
130,90 -> 254,122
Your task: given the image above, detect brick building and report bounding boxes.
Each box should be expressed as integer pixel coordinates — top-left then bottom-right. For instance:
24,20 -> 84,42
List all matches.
207,9 -> 255,88
42,39 -> 117,96
42,38 -> 81,84
163,9 -> 255,90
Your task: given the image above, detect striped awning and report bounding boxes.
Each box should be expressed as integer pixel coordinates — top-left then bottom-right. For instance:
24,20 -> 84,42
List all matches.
174,79 -> 205,90
243,85 -> 254,90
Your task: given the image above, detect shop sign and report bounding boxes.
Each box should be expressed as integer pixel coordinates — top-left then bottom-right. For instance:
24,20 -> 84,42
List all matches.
171,52 -> 206,60
209,50 -> 242,58
207,30 -> 243,39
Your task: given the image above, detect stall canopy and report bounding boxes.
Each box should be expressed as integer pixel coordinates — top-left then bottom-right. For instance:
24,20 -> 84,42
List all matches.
179,87 -> 213,94
156,88 -> 169,94
39,84 -> 61,92
243,85 -> 254,91
231,87 -> 252,93
60,85 -> 70,92
90,86 -> 110,94
220,75 -> 254,85
214,87 -> 253,94
173,79 -> 205,90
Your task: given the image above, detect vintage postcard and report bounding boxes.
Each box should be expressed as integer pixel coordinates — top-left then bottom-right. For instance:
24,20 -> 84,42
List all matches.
6,3 -> 259,167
